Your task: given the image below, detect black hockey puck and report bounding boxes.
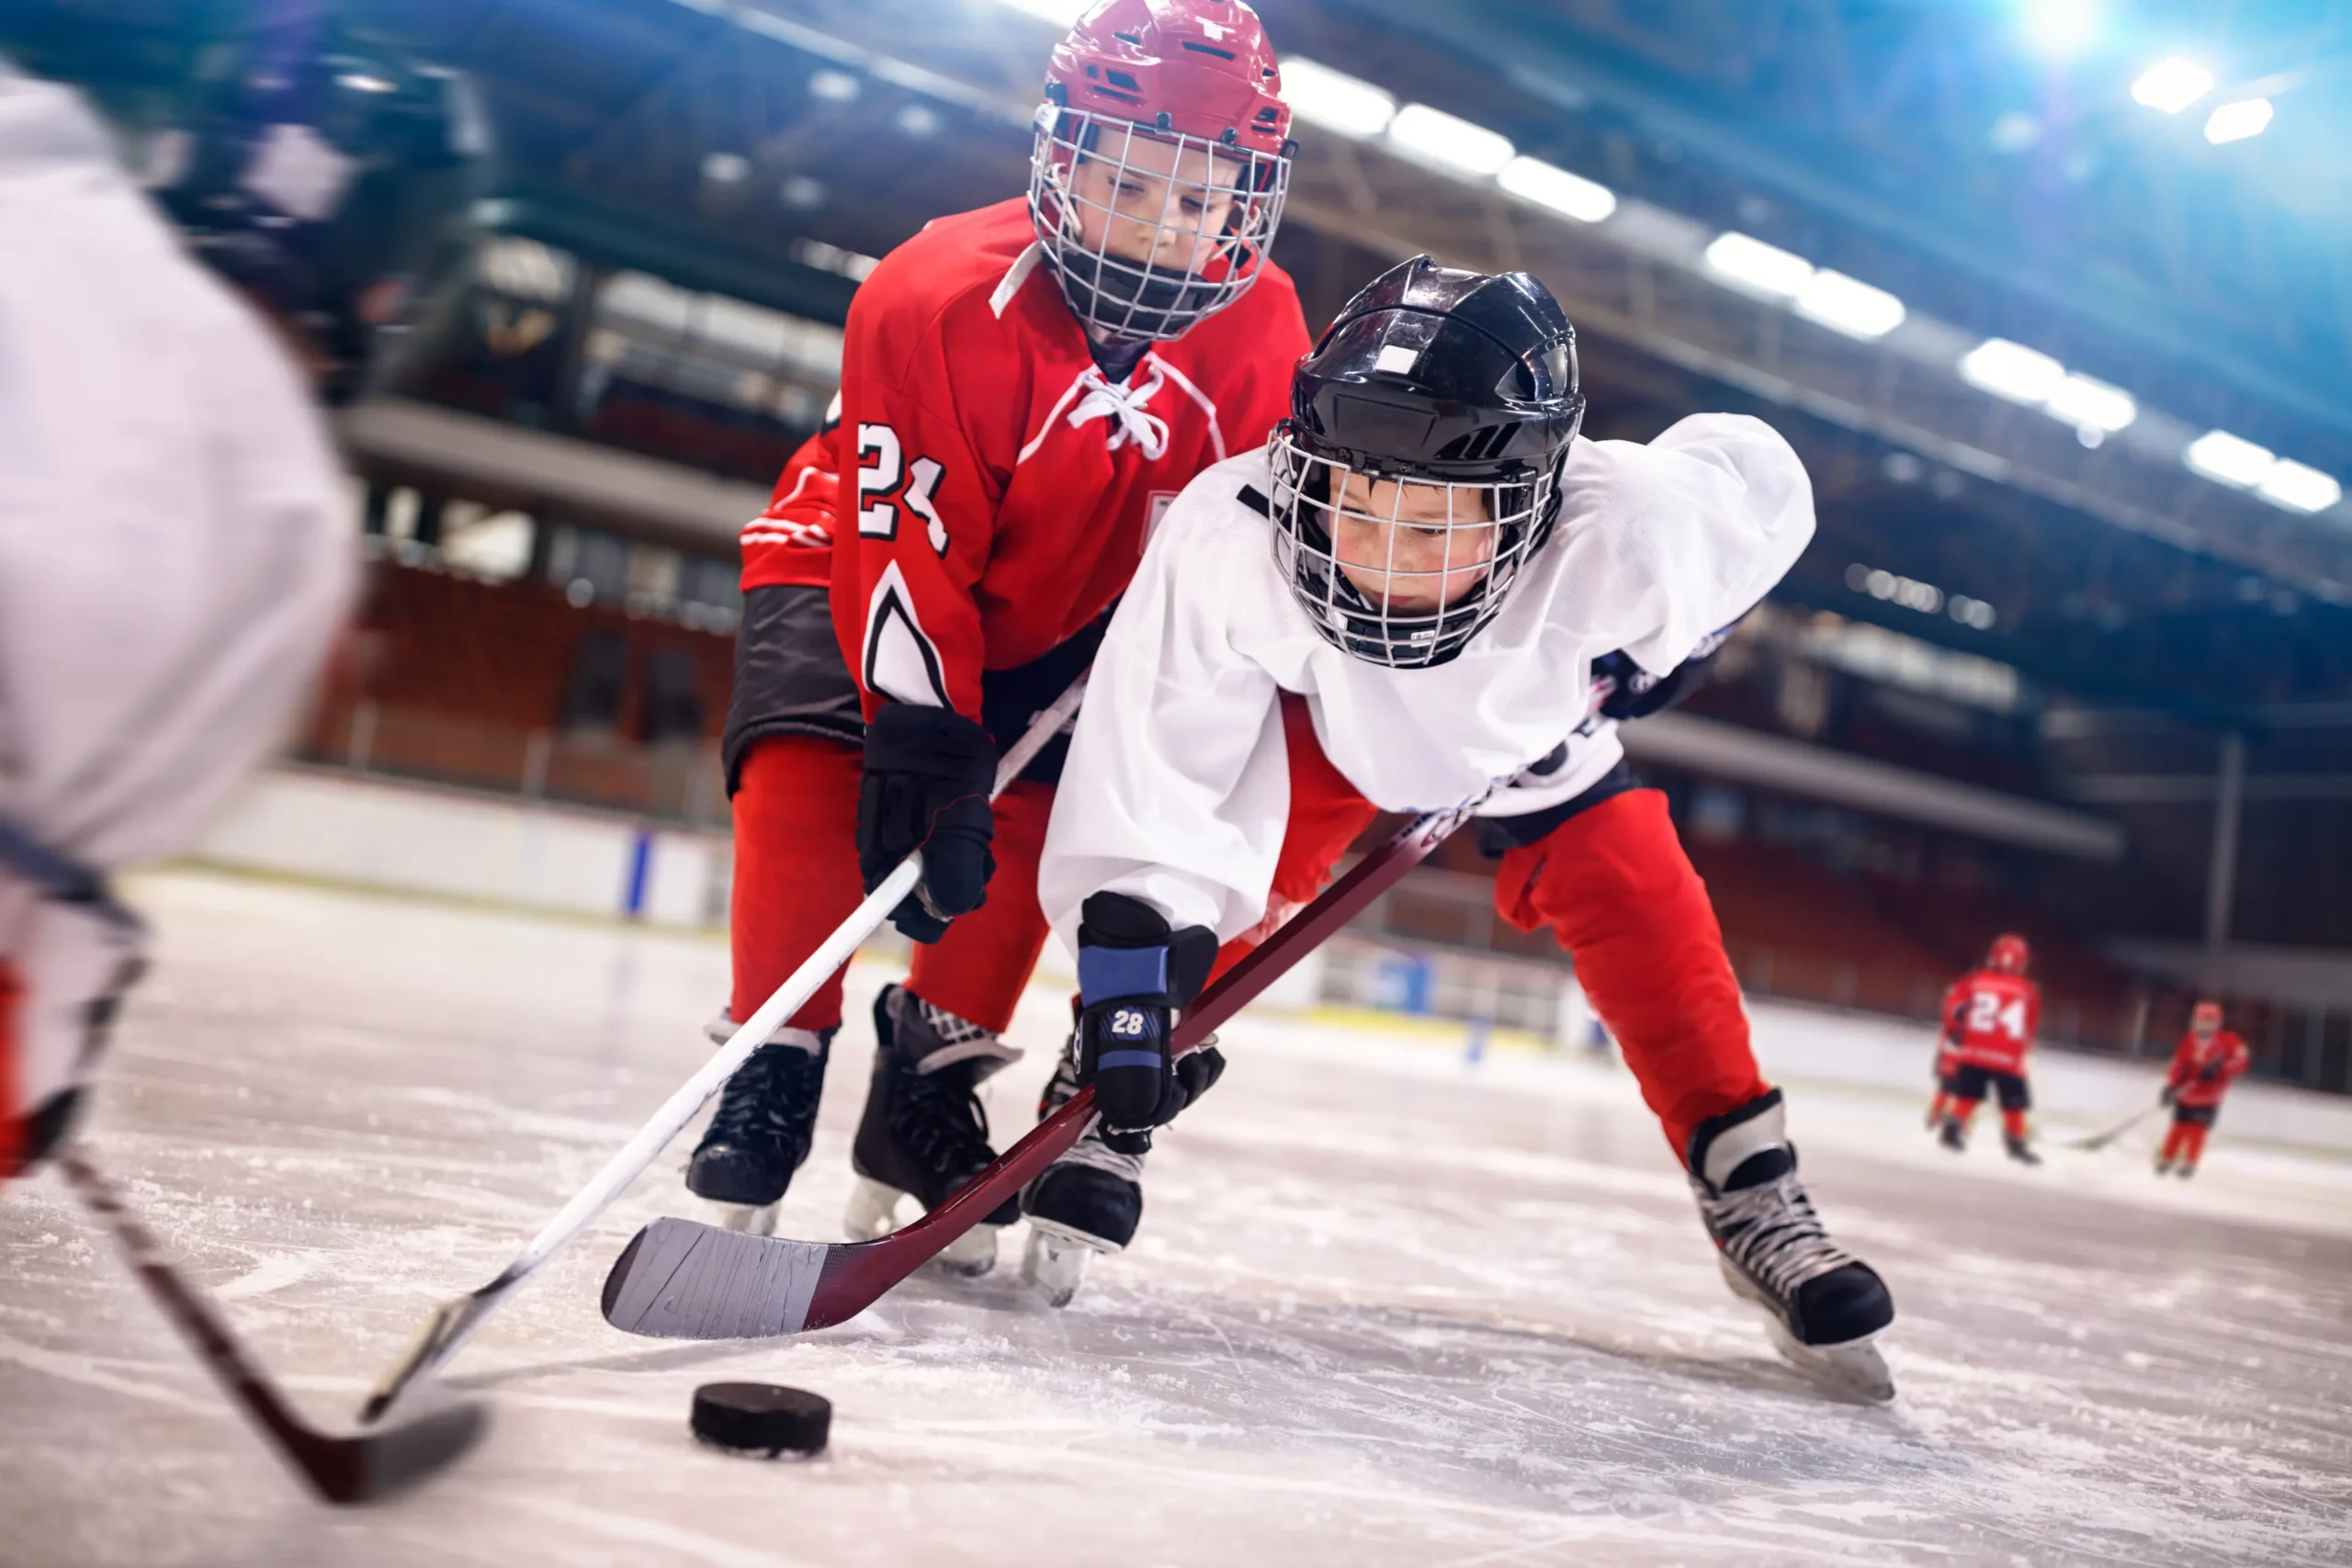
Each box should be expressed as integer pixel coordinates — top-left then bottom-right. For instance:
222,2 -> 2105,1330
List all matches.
690,1382 -> 830,1458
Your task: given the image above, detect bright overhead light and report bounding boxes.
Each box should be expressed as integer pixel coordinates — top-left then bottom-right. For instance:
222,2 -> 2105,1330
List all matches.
2132,57 -> 2214,114
2022,0 -> 2098,58
1385,102 -> 1515,177
701,151 -> 750,186
2203,97 -> 2274,144
1702,231 -> 1814,300
1794,269 -> 1906,340
2185,429 -> 2276,488
2044,373 -> 2137,433
1959,338 -> 2065,404
2256,459 -> 2344,514
808,69 -> 861,103
1281,58 -> 1396,140
1496,155 -> 1616,222
985,0 -> 1091,24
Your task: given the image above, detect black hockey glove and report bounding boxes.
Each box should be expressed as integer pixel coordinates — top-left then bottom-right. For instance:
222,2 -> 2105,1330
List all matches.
2160,1083 -> 2180,1107
1075,892 -> 1224,1155
1592,623 -> 1736,722
856,702 -> 998,943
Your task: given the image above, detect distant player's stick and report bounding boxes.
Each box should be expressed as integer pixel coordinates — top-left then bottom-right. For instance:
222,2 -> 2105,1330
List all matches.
359,675 -> 1091,1422
2067,1100 -> 2165,1151
597,795 -> 1487,1342
56,1151 -> 484,1504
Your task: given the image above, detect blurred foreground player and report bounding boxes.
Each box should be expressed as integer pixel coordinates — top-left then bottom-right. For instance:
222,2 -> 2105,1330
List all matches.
688,0 -> 1308,1269
1035,258 -> 1896,1394
0,28 -> 477,1179
1932,933 -> 2042,1165
2156,1000 -> 2247,1179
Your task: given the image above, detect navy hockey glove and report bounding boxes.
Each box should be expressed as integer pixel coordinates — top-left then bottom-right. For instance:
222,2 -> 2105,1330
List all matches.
1075,892 -> 1224,1155
1592,623 -> 1736,722
856,703 -> 997,943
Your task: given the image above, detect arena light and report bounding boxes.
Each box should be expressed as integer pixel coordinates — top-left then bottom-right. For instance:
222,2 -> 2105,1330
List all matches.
1793,269 -> 1906,340
2184,429 -> 2276,488
1385,103 -> 1515,177
2203,97 -> 2274,144
1496,155 -> 1616,222
1959,338 -> 2065,404
1280,58 -> 1396,141
1702,231 -> 1814,300
2043,373 -> 2137,434
2131,57 -> 2213,114
2021,0 -> 2098,59
2256,459 -> 2344,514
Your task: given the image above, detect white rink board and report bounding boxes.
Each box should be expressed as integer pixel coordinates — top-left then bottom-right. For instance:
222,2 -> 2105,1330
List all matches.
4,872 -> 2347,1568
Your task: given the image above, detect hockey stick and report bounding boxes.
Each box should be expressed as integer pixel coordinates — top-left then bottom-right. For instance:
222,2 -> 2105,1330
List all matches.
2067,1100 -> 2164,1152
55,1151 -> 484,1504
358,675 -> 1089,1423
598,795 -> 1485,1342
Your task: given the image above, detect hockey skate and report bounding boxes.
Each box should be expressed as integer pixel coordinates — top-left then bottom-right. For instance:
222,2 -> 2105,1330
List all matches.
845,985 -> 1022,1277
684,1018 -> 832,1237
1689,1090 -> 1896,1403
1020,1027 -> 1148,1308
1938,1117 -> 1966,1154
2003,1133 -> 2041,1167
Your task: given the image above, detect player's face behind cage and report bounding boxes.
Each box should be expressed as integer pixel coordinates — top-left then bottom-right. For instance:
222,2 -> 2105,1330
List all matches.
1271,438 -> 1557,669
1030,107 -> 1288,342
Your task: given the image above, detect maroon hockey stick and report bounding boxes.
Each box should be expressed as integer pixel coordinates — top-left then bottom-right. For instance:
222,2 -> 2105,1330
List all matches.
57,1152 -> 486,1504
600,798 -> 1483,1341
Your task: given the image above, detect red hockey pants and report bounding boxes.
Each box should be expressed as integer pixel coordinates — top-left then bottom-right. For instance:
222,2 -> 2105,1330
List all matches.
729,736 -> 1055,1036
1220,714 -> 1768,1162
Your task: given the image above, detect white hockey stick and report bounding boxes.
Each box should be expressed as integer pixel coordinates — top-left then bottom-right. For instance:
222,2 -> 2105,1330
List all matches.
359,674 -> 1089,1422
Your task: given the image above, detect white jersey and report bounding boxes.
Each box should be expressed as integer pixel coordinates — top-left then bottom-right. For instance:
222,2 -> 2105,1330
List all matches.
0,68 -> 356,871
1037,413 -> 1815,944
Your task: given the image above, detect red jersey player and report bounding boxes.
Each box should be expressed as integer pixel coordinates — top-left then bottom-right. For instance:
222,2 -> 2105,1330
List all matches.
1934,933 -> 2043,1165
686,0 -> 1310,1271
2156,1000 -> 2248,1178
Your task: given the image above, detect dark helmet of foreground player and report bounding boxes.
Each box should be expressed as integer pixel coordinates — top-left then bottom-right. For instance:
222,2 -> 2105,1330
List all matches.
1269,255 -> 1586,670
148,7 -> 489,402
1029,0 -> 1294,343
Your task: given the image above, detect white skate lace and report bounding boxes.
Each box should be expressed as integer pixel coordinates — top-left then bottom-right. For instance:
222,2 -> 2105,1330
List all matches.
916,997 -> 994,1049
1035,1032 -> 1148,1183
1699,1173 -> 1857,1302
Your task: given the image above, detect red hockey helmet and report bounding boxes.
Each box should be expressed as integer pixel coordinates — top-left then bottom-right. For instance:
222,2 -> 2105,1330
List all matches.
1985,932 -> 2030,975
1029,0 -> 1295,342
2190,999 -> 2223,1035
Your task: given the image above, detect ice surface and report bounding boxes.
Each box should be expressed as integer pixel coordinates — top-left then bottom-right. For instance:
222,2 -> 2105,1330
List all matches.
4,872 -> 2347,1566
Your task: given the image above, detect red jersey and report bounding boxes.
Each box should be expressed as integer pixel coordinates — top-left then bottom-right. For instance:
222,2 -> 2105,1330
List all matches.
2167,1029 -> 2248,1109
740,197 -> 1309,721
1940,968 -> 2041,1075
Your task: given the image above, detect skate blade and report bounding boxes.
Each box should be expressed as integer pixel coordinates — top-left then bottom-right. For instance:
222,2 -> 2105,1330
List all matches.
1719,1258 -> 1896,1404
843,1175 -> 995,1278
704,1199 -> 778,1237
1020,1221 -> 1114,1309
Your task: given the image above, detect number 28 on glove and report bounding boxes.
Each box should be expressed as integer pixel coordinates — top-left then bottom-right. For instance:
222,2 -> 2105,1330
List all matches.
1075,893 -> 1225,1154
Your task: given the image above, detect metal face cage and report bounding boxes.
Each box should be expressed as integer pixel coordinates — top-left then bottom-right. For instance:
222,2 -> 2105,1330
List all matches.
1026,104 -> 1291,344
1267,429 -> 1566,670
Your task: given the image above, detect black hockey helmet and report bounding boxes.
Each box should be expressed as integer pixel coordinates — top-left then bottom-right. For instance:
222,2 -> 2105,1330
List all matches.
146,5 -> 490,402
1269,256 -> 1585,668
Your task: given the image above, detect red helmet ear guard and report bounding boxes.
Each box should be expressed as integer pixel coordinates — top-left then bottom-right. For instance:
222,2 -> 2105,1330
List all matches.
1986,933 -> 2030,975
1046,0 -> 1291,156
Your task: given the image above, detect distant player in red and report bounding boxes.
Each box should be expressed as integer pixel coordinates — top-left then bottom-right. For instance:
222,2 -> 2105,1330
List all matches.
687,0 -> 1309,1271
2156,1000 -> 2248,1179
1935,933 -> 2043,1165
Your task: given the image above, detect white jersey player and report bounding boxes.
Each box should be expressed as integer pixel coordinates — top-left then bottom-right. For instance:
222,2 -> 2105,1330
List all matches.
1,32 -> 478,1181
1032,257 -> 1896,1396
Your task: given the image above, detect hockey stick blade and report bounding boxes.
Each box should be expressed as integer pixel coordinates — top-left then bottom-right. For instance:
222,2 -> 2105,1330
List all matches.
2066,1100 -> 2163,1152
601,800 -> 1481,1341
57,1151 -> 487,1505
359,676 -> 1091,1421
